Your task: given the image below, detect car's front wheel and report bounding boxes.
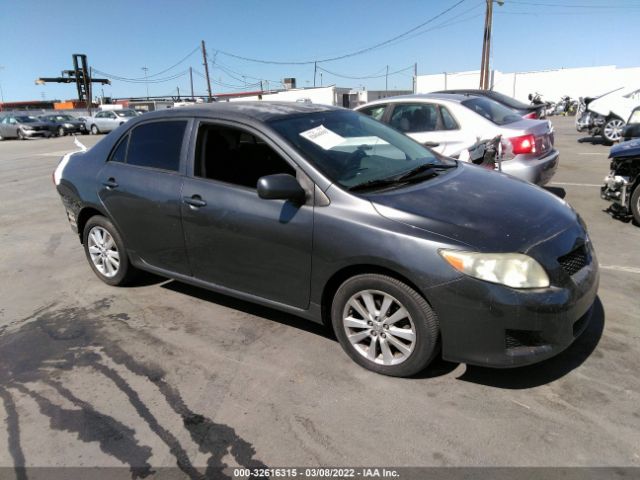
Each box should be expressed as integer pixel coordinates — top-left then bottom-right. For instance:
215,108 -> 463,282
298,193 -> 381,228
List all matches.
631,186 -> 640,226
331,274 -> 439,377
58,126 -> 66,137
90,124 -> 99,135
83,216 -> 137,286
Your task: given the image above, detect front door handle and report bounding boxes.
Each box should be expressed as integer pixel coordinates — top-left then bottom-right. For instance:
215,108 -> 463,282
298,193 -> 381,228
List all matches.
102,178 -> 118,189
183,195 -> 207,208
424,141 -> 440,148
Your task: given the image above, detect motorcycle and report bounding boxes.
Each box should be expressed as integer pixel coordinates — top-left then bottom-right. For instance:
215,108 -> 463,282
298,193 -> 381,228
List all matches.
576,87 -> 639,144
554,96 -> 578,116
601,138 -> 640,224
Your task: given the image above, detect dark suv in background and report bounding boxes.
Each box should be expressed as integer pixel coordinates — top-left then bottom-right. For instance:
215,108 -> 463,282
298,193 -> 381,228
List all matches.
435,89 -> 545,119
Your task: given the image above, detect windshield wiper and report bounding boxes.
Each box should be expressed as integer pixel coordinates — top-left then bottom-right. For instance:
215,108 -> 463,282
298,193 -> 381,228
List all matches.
348,162 -> 455,192
394,162 -> 456,182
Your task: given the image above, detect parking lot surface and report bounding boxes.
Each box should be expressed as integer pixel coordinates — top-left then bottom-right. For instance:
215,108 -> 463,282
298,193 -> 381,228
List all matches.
1,117 -> 639,475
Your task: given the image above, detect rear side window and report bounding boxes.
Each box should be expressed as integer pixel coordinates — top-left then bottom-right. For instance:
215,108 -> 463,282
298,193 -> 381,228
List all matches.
127,121 -> 186,171
461,97 -> 522,126
389,104 -> 438,133
440,106 -> 459,130
110,135 -> 129,163
358,105 -> 386,121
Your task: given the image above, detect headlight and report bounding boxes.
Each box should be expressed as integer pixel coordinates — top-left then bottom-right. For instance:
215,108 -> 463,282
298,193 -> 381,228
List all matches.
64,123 -> 74,128
440,250 -> 550,289
22,125 -> 34,130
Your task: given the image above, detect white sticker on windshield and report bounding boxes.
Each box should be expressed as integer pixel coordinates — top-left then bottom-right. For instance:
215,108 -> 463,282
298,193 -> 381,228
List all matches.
299,125 -> 345,150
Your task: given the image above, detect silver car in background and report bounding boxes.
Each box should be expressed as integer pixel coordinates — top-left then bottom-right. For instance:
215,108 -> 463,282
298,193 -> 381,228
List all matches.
85,109 -> 139,135
356,93 -> 559,186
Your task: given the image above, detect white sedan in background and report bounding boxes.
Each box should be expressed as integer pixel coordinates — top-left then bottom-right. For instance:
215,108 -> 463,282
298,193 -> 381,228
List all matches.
355,93 -> 559,186
85,109 -> 139,135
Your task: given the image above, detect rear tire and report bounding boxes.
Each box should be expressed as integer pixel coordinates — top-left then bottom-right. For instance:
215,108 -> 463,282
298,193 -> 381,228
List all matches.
331,274 -> 439,377
82,215 -> 138,286
602,117 -> 625,144
631,186 -> 640,226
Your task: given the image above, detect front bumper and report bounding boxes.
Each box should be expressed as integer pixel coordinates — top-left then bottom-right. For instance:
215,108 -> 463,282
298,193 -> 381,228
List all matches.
61,124 -> 87,134
22,129 -> 51,138
428,232 -> 599,368
501,149 -> 559,186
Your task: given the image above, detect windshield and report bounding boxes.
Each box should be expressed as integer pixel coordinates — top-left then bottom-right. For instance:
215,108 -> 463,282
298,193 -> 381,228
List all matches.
461,97 -> 523,125
116,110 -> 137,117
16,116 -> 38,123
269,109 -> 453,190
52,115 -> 74,121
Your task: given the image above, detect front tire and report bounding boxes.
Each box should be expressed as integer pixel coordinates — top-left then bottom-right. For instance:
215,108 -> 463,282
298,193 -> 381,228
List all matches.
331,274 -> 439,377
90,124 -> 99,135
58,126 -> 66,137
602,117 -> 625,144
17,129 -> 26,140
82,216 -> 137,286
631,186 -> 640,226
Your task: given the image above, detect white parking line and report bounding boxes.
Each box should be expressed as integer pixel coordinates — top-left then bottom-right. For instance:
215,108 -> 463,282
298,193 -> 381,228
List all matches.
600,265 -> 640,275
549,182 -> 601,187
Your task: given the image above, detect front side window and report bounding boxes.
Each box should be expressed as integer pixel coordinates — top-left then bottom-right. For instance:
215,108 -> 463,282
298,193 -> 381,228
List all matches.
110,134 -> 129,163
126,121 -> 186,171
269,109 -> 453,190
389,104 -> 438,133
358,105 -> 386,121
194,123 -> 295,189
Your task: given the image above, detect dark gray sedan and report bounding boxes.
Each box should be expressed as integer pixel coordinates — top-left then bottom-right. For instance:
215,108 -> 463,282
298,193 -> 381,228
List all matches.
54,102 -> 598,377
40,113 -> 87,137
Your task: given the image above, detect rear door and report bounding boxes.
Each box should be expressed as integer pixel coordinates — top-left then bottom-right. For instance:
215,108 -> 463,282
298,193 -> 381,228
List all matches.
180,120 -> 314,308
97,119 -> 191,274
386,103 -> 469,156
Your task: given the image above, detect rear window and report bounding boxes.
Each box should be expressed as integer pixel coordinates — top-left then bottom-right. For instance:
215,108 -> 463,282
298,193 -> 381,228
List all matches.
461,97 -> 522,126
127,121 -> 186,171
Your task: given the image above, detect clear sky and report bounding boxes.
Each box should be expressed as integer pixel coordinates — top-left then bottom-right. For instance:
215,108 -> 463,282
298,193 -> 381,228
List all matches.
1,0 -> 639,102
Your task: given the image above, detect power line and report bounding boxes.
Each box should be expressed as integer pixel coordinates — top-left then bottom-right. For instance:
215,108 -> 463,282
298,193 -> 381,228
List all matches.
317,65 -> 413,80
93,68 -> 189,84
506,0 -> 640,8
213,0 -> 468,65
93,47 -> 200,82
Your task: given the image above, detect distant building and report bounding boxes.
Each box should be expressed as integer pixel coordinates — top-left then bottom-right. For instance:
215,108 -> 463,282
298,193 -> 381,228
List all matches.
0,100 -> 60,111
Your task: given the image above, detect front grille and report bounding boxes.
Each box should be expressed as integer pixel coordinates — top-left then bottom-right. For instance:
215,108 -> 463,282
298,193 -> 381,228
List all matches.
505,329 -> 547,349
558,246 -> 588,277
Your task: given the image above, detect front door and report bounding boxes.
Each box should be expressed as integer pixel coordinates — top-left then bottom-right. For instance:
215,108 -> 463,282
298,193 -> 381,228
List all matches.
97,119 -> 191,274
181,121 -> 314,308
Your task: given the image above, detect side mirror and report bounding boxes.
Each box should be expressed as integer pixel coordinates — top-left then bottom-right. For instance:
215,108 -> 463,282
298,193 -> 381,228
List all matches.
257,174 -> 306,203
528,93 -> 533,101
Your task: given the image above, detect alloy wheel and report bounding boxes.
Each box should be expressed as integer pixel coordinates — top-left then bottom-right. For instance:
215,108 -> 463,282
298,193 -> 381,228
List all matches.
603,119 -> 624,142
342,289 -> 416,366
87,226 -> 120,278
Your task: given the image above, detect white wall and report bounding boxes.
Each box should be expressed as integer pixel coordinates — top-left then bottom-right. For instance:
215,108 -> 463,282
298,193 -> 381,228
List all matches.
416,65 -> 640,102
227,86 -> 339,105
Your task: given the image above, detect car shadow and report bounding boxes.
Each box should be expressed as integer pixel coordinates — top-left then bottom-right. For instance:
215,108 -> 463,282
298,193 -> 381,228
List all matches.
577,136 -> 610,146
543,186 -> 566,199
127,271 -> 167,288
161,281 -> 334,339
456,296 -> 605,389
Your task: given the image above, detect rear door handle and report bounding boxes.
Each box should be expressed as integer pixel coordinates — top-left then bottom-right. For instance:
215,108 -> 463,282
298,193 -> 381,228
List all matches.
183,195 -> 207,208
102,178 -> 118,189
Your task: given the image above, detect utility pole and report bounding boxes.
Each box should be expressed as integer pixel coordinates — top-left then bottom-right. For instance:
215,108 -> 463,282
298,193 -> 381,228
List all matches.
320,72 -> 323,87
314,61 -> 317,87
189,67 -> 194,100
141,66 -> 149,99
413,62 -> 417,93
177,86 -> 180,99
479,0 -> 504,90
385,65 -> 389,92
0,66 -> 5,103
201,40 -> 213,101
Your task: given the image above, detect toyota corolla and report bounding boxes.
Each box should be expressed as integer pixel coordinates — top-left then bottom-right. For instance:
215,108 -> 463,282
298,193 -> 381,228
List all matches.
54,103 -> 598,377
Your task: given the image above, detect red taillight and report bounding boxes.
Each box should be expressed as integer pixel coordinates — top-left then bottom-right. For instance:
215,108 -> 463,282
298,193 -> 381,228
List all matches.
523,111 -> 538,119
509,134 -> 537,155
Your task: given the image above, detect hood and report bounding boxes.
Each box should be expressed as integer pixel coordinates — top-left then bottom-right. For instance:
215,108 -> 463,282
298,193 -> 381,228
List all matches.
20,121 -> 51,128
610,138 -> 640,158
366,163 -> 579,252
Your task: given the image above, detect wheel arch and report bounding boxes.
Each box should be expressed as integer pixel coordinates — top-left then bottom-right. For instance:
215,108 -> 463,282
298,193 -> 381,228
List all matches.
76,205 -> 108,244
320,264 -> 430,332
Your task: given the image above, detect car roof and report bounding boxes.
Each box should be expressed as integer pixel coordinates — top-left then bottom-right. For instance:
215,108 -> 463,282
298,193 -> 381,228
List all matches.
138,101 -> 341,122
358,93 -> 471,107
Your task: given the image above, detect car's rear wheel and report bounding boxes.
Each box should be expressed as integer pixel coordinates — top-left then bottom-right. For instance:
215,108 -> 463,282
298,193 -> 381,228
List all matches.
631,186 -> 640,225
83,216 -> 137,286
331,274 -> 439,377
602,117 -> 625,144
90,124 -> 99,135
